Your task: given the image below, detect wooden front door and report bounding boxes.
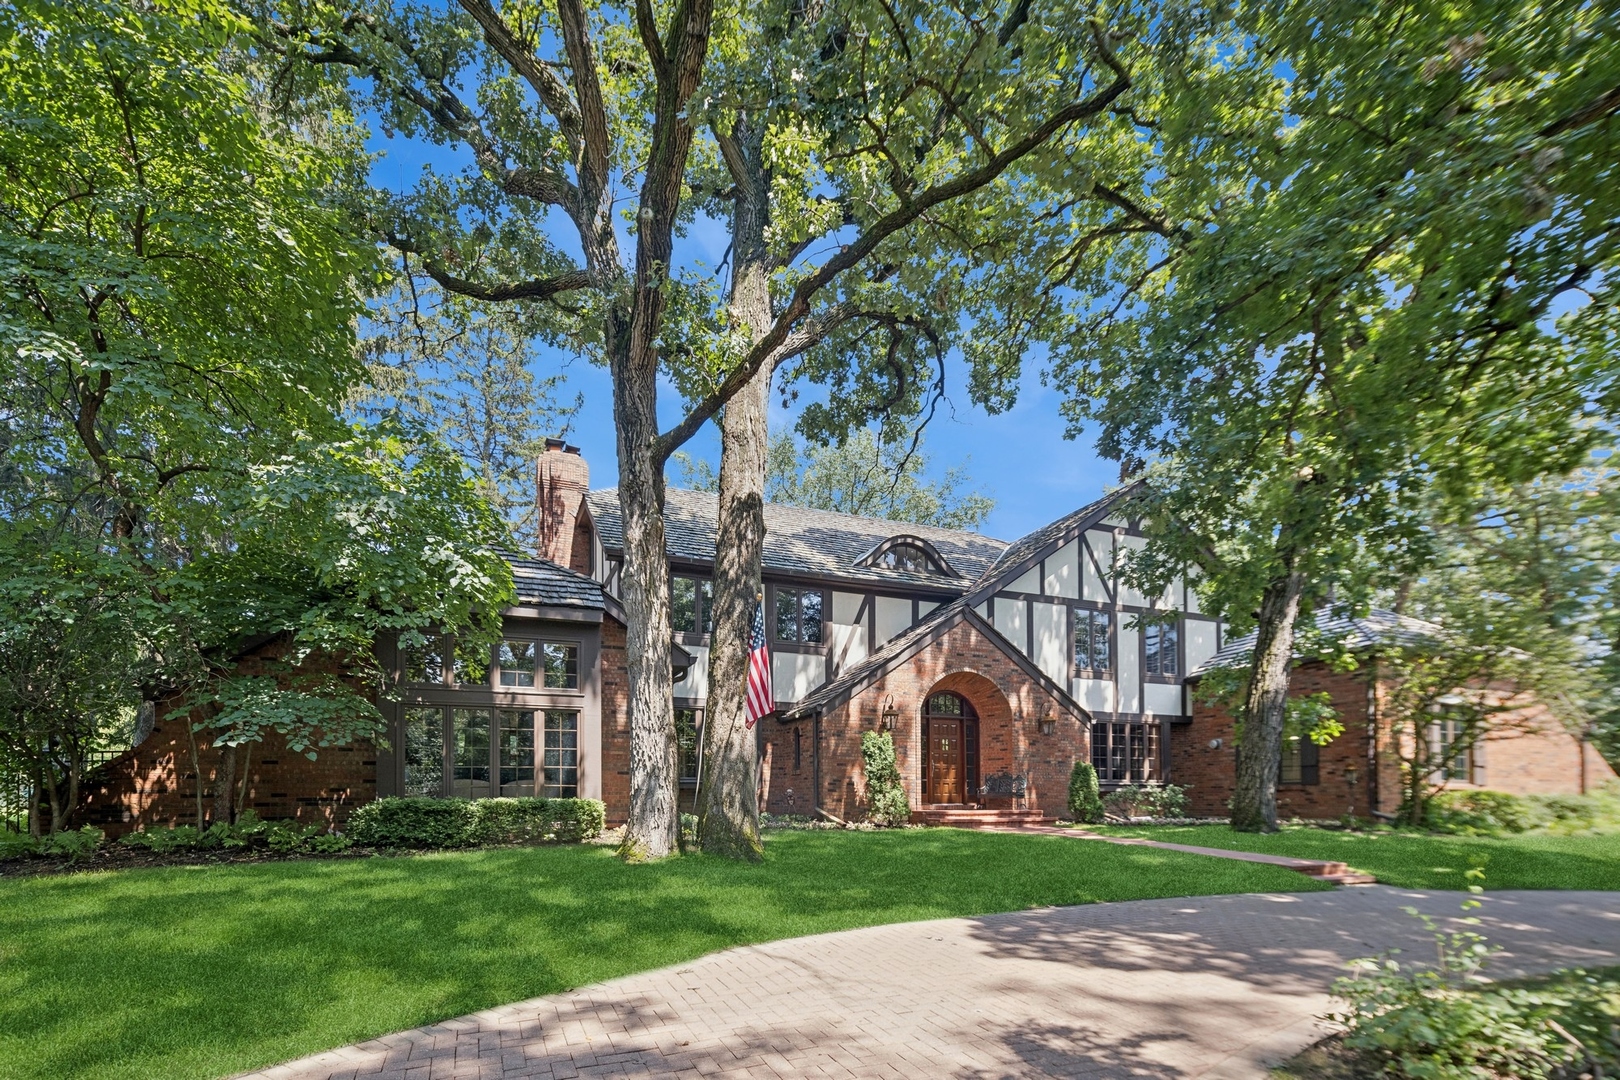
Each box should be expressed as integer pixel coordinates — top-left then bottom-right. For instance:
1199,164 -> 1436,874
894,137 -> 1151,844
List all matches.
928,718 -> 964,803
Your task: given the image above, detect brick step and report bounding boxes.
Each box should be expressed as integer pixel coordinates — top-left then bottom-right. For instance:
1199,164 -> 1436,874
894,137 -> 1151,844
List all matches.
912,808 -> 1051,827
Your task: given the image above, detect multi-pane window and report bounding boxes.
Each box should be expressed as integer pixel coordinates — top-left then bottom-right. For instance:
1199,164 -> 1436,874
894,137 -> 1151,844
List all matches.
1432,718 -> 1473,782
498,640 -> 537,687
451,708 -> 492,798
876,543 -> 937,573
404,635 -> 447,684
403,707 -> 444,796
676,708 -> 701,784
1074,609 -> 1113,674
498,709 -> 535,796
1279,735 -> 1320,785
542,643 -> 579,688
1091,722 -> 1160,783
774,587 -> 824,644
1143,620 -> 1180,677
543,710 -> 579,797
671,577 -> 714,635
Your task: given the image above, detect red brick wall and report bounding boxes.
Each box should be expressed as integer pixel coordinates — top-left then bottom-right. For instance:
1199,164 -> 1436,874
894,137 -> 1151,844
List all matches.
763,618 -> 1089,820
1173,660 -> 1615,821
79,641 -> 375,836
1173,661 -> 1376,820
599,616 -> 632,823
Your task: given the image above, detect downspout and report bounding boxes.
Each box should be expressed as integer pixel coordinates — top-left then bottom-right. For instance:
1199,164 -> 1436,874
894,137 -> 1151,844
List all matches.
1365,659 -> 1380,818
813,711 -> 823,820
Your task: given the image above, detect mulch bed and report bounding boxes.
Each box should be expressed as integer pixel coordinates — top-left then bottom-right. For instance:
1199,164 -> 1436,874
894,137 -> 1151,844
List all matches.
0,845 -> 419,879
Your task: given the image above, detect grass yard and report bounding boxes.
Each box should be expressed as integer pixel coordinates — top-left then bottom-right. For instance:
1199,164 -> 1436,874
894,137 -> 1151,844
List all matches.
0,827 -> 1322,1080
1092,823 -> 1620,890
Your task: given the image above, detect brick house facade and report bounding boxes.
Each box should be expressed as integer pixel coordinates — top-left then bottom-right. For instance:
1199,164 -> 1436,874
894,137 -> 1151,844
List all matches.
79,441 -> 1608,831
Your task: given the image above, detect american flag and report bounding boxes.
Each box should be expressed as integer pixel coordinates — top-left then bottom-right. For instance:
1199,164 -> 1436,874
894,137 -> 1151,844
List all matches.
745,598 -> 774,728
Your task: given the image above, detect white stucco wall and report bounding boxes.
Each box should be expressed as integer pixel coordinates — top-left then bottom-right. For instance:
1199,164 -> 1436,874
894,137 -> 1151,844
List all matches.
1031,601 -> 1068,683
875,596 -> 911,645
1144,682 -> 1185,717
772,651 -> 825,704
1043,541 -> 1080,599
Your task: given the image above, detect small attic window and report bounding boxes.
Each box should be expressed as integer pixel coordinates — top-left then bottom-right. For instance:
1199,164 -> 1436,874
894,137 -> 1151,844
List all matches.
858,535 -> 957,577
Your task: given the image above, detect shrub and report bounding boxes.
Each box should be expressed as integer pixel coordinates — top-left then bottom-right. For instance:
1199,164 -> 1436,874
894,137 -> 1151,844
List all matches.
119,815 -> 348,856
0,831 -> 40,859
466,797 -> 606,844
1425,789 -> 1544,834
860,730 -> 911,826
346,797 -> 605,848
121,824 -> 203,853
1067,761 -> 1104,824
1103,782 -> 1188,820
40,826 -> 103,861
1333,875 -> 1620,1078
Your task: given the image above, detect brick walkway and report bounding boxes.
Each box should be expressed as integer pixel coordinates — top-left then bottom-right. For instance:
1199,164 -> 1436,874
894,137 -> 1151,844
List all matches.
237,888 -> 1620,1080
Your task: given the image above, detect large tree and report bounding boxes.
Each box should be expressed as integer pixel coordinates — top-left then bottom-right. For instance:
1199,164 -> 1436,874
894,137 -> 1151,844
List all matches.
267,0 -> 1179,859
673,428 -> 994,529
1042,0 -> 1618,830
0,0 -> 512,829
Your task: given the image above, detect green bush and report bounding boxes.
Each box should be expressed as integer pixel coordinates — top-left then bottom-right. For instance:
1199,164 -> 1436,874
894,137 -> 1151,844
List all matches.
1102,782 -> 1188,820
467,797 -> 607,844
346,797 -> 605,848
0,831 -> 40,859
1425,789 -> 1545,834
118,813 -> 349,856
1067,761 -> 1104,824
1333,889 -> 1620,1078
40,826 -> 103,860
860,730 -> 911,826
121,825 -> 203,853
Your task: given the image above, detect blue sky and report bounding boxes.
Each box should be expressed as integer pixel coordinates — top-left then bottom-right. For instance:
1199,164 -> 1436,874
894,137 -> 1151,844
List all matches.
368,130 -> 1117,543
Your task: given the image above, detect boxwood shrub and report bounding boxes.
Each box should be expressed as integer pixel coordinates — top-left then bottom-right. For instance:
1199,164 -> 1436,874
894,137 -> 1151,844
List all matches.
346,797 -> 606,848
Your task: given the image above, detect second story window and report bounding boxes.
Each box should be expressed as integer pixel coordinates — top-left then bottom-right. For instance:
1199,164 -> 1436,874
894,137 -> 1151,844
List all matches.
498,640 -> 537,686
404,634 -> 447,684
542,642 -> 579,688
774,586 -> 824,644
1074,610 -> 1113,675
876,543 -> 934,573
671,576 -> 714,634
1144,620 -> 1180,677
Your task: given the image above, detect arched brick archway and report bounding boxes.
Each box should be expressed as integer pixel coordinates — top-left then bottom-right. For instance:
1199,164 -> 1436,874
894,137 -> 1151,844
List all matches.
920,672 -> 1012,805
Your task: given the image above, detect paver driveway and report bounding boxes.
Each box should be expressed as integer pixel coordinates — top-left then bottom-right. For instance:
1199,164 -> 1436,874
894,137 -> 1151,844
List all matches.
239,887 -> 1620,1080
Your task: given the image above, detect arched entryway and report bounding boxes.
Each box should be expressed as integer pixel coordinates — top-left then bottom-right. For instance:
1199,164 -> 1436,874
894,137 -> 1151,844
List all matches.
922,690 -> 979,805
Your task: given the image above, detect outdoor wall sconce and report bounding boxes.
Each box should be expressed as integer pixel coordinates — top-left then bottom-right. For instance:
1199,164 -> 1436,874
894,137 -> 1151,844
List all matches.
1208,738 -> 1223,750
880,695 -> 899,732
1345,764 -> 1359,787
1038,715 -> 1056,736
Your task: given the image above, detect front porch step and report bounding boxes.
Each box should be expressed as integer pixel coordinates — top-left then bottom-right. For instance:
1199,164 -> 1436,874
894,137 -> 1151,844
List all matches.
912,807 -> 1051,828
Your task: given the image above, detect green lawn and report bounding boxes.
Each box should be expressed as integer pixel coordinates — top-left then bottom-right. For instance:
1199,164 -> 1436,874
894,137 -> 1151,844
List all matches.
0,828 -> 1323,1080
1091,823 -> 1620,890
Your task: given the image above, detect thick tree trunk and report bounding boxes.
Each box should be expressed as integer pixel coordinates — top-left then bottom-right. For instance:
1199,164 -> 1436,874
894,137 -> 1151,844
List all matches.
612,327 -> 681,862
1230,569 -> 1305,832
697,118 -> 772,860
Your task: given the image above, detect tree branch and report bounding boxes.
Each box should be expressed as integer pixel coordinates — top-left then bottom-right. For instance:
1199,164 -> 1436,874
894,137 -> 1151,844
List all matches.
386,231 -> 591,302
656,24 -> 1132,460
457,0 -> 585,162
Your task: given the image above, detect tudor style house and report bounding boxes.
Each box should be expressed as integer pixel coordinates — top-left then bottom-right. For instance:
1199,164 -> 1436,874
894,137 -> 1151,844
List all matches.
82,439 -> 1608,832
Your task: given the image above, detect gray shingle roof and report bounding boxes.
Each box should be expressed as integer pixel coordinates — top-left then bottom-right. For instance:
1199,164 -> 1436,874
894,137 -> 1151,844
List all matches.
586,487 -> 1008,590
1187,608 -> 1444,678
506,555 -> 607,610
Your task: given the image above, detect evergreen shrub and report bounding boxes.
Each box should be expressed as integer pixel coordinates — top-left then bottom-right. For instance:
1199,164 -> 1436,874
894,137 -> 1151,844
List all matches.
1067,761 -> 1104,823
346,796 -> 605,848
860,730 -> 911,826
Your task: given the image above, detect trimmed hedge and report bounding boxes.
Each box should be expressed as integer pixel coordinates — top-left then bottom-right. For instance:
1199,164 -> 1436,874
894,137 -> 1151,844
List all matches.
345,797 -> 606,848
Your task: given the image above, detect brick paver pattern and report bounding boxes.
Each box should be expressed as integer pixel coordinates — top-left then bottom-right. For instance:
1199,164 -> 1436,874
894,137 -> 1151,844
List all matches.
237,887 -> 1620,1080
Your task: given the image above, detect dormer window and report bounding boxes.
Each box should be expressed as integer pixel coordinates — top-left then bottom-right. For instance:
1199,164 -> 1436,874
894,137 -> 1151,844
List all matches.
857,535 -> 958,577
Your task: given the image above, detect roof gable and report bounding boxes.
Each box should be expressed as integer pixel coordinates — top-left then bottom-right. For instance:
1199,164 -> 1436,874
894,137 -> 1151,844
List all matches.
962,481 -> 1143,602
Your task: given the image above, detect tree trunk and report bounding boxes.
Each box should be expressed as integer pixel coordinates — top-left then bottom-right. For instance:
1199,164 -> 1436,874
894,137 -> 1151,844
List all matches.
1230,569 -> 1305,832
212,741 -> 237,826
697,117 -> 772,861
612,324 -> 681,862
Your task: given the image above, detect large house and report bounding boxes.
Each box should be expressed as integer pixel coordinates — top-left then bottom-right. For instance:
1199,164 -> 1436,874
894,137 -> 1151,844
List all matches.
82,440 -> 1608,831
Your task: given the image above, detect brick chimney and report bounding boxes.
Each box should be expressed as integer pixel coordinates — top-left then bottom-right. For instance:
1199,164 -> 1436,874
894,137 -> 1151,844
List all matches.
536,439 -> 589,570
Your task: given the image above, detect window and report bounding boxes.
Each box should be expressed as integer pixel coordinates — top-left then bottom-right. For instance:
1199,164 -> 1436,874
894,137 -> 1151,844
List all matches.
926,692 -> 964,716
1432,718 -> 1473,782
1144,620 -> 1180,677
876,543 -> 936,573
671,577 -> 715,635
542,642 -> 579,688
676,708 -> 701,784
451,708 -> 492,798
773,587 -> 824,644
403,635 -> 447,684
1091,722 -> 1160,783
451,640 -> 487,686
1074,609 -> 1113,674
498,640 -> 537,687
1279,735 -> 1320,785
543,710 -> 579,797
403,707 -> 444,797
498,709 -> 535,796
